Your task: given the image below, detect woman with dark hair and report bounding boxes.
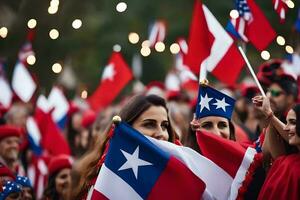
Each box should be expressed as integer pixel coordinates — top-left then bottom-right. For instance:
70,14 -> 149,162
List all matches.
71,94 -> 176,199
42,155 -> 73,200
253,95 -> 300,199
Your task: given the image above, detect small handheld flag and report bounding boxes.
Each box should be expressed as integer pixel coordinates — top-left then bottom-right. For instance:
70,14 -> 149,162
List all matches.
195,84 -> 235,120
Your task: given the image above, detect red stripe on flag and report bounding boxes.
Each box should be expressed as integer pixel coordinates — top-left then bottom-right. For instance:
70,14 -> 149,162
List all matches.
148,156 -> 206,200
91,189 -> 109,200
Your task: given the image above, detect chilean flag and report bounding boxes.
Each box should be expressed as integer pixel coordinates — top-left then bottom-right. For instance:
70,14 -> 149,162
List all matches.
196,130 -> 258,199
47,86 -> 70,130
90,122 -> 234,200
185,0 -> 244,86
88,52 -> 133,111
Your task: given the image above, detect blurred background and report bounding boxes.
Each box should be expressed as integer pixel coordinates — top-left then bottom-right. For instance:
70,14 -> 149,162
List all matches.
0,0 -> 299,97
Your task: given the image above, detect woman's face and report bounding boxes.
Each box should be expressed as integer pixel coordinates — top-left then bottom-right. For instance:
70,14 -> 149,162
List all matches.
198,116 -> 230,139
55,168 -> 71,197
132,106 -> 169,141
284,109 -> 300,148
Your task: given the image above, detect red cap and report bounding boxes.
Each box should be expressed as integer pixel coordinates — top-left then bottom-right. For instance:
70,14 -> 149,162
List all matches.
81,109 -> 96,128
48,155 -> 73,176
0,125 -> 22,141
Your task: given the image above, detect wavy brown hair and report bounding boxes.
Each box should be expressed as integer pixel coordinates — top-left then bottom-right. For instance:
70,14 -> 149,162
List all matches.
70,94 -> 176,199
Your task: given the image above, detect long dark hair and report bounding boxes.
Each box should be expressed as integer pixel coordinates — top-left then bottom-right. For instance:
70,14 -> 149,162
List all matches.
71,94 -> 175,199
43,172 -> 60,200
292,104 -> 300,137
119,94 -> 175,142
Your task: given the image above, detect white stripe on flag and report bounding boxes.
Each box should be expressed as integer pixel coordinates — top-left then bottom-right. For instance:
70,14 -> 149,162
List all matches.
12,62 -> 36,102
95,164 -> 143,200
229,147 -> 256,200
201,5 -> 233,72
0,77 -> 12,107
26,117 -> 41,146
148,137 -> 233,200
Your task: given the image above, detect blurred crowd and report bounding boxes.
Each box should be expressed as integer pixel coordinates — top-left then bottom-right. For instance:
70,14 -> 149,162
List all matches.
0,58 -> 299,199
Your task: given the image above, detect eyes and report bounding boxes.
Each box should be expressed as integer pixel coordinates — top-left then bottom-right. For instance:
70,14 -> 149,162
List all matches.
142,120 -> 169,131
200,121 -> 228,130
287,118 -> 296,126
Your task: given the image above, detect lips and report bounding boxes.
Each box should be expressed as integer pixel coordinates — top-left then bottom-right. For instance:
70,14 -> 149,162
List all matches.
288,132 -> 295,138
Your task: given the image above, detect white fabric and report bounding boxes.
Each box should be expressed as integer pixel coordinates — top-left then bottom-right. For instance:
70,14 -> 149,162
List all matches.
95,164 -> 143,200
148,137 -> 233,200
0,76 -> 12,107
11,62 -> 36,102
201,5 -> 233,72
26,117 -> 41,145
36,95 -> 52,113
47,87 -> 69,122
229,147 -> 256,200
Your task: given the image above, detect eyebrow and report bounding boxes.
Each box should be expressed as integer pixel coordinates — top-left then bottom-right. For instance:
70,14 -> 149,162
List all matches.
142,119 -> 169,123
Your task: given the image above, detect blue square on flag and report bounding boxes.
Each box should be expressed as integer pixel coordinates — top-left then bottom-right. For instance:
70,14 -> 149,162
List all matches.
104,123 -> 170,199
195,85 -> 235,120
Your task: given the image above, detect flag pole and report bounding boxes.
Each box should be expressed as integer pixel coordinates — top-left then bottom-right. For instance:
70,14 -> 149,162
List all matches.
238,46 -> 266,97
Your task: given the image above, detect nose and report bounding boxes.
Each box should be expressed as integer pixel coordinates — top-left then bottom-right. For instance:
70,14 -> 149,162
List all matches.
154,127 -> 167,141
210,126 -> 222,138
283,124 -> 289,132
11,141 -> 19,150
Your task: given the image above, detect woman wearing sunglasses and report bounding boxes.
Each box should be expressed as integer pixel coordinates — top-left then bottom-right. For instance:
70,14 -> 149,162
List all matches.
252,94 -> 300,199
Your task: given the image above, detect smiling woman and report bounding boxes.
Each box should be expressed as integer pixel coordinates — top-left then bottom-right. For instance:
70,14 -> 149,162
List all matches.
252,96 -> 300,199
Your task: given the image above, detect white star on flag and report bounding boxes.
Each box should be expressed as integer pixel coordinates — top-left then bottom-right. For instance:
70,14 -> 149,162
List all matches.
101,64 -> 115,81
118,146 -> 153,179
213,97 -> 230,112
199,93 -> 213,112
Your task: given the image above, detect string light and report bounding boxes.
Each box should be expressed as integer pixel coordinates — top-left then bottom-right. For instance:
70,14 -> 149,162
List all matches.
276,35 -> 285,46
229,9 -> 239,19
285,45 -> 294,54
27,19 -> 37,29
140,46 -> 151,57
128,32 -> 139,44
261,50 -> 270,60
155,42 -> 165,52
113,44 -> 121,52
286,0 -> 295,9
50,0 -> 59,7
49,29 -> 59,39
170,43 -> 180,54
141,40 -> 150,48
52,63 -> 62,73
26,55 -> 36,65
116,2 -> 127,12
72,19 -> 82,29
48,6 -> 58,14
0,27 -> 8,38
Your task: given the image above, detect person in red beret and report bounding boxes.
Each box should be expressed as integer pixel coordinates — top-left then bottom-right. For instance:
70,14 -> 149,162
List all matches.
0,125 -> 22,174
43,154 -> 73,200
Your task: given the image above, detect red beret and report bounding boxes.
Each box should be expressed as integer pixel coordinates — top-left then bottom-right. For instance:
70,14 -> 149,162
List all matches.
81,109 -> 96,128
48,155 -> 73,176
0,125 -> 22,141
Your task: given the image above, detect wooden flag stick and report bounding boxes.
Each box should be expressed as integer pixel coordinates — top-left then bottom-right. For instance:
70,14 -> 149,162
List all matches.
238,46 -> 266,97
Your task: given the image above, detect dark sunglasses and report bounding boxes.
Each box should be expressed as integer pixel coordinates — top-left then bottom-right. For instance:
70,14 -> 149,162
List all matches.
268,89 -> 285,97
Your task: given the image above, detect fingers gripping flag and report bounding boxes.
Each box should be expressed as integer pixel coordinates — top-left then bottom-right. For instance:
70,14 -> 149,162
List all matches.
195,85 -> 236,120
91,122 -> 234,200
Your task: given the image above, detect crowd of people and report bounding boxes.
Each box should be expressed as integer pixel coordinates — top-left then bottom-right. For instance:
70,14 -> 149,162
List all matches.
0,58 -> 299,199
